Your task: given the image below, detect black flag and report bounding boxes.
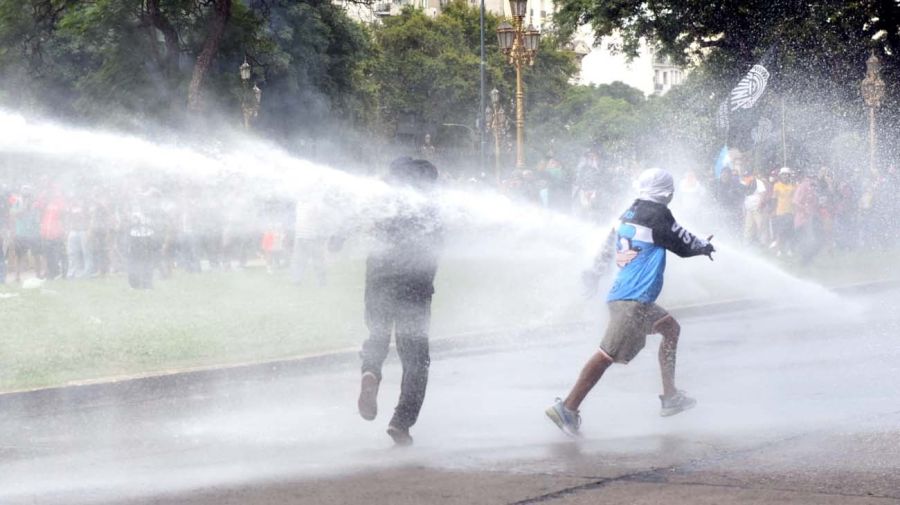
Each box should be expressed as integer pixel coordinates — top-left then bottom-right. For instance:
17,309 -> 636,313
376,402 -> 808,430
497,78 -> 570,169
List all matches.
717,47 -> 777,150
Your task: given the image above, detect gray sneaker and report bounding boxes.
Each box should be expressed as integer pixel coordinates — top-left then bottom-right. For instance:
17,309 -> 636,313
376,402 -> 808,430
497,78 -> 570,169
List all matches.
659,390 -> 696,417
545,398 -> 581,437
358,372 -> 379,421
387,424 -> 413,446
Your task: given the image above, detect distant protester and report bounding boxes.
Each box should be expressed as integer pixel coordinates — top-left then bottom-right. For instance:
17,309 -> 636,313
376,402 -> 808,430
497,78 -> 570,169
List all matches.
40,184 -> 67,279
88,189 -> 112,277
290,192 -> 334,287
677,170 -> 706,215
741,169 -> 769,247
536,150 -> 571,212
792,169 -> 822,263
546,168 -> 715,437
357,157 -> 443,446
714,167 -> 744,233
10,186 -> 42,282
260,222 -> 285,274
573,146 -> 607,222
770,167 -> 796,257
127,188 -> 160,289
66,193 -> 92,278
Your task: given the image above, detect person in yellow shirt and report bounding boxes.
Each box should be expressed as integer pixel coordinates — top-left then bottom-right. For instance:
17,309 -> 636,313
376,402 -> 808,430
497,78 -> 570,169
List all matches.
770,167 -> 795,256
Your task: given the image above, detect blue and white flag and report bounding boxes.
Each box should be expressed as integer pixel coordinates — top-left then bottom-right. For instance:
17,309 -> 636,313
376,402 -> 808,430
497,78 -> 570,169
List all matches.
713,145 -> 732,179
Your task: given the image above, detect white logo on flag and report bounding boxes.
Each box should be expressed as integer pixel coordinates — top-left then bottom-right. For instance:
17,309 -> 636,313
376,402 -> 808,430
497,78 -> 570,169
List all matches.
729,64 -> 770,111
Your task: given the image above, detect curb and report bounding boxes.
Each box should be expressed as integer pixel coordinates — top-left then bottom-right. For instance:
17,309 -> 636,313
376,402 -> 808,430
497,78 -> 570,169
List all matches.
2,279 -> 898,412
0,321 -> 591,416
829,278 -> 900,295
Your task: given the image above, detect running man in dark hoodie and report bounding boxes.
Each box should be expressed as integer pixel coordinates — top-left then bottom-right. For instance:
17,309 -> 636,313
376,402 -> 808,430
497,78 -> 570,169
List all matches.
546,168 -> 715,437
357,157 -> 442,446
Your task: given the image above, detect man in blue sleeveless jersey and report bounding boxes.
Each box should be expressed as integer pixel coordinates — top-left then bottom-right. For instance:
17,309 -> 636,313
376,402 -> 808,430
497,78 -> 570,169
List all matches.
546,168 -> 715,437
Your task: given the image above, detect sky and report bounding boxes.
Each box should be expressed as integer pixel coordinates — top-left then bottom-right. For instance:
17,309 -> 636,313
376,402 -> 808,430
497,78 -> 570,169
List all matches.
577,30 -> 657,96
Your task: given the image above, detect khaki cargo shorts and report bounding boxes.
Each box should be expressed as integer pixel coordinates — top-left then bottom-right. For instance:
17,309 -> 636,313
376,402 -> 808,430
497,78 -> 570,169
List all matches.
600,301 -> 671,364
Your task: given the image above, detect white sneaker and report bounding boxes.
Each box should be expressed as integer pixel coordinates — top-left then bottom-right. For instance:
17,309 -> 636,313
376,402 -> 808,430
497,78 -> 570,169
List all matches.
545,398 -> 582,437
660,390 -> 697,417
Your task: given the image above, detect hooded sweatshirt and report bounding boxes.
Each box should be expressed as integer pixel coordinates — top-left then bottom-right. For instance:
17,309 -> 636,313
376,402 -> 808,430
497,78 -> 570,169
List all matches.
598,169 -> 712,303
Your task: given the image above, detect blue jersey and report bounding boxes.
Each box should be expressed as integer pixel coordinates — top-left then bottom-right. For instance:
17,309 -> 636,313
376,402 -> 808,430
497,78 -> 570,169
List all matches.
593,199 -> 711,303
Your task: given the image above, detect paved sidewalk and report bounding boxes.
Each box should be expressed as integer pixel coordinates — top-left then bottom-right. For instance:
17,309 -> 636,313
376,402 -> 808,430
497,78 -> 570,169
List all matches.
94,423 -> 900,504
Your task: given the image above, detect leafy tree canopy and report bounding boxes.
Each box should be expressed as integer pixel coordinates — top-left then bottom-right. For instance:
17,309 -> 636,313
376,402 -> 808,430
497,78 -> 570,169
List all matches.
370,1 -> 578,143
556,0 -> 899,97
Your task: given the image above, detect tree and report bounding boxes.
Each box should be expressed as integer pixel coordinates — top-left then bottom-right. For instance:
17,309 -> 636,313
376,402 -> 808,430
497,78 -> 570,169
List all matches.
370,1 -> 578,151
246,0 -> 375,138
528,83 -> 639,164
554,0 -> 900,170
555,0 -> 899,109
0,0 -> 372,133
0,1 -> 253,122
555,1 -> 898,66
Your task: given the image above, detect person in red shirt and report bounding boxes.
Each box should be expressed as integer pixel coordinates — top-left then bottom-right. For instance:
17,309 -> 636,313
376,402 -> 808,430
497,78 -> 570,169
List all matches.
40,184 -> 67,279
792,170 -> 822,263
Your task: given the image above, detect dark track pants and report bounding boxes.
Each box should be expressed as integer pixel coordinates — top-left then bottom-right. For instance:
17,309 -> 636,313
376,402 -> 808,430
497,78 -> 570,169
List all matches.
360,289 -> 431,431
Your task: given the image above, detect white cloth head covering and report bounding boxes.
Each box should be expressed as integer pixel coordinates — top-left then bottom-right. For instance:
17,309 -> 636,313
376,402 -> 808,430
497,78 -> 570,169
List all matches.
637,168 -> 675,205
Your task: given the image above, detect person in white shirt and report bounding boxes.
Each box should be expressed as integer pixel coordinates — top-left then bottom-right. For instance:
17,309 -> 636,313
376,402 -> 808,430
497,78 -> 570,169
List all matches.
741,169 -> 769,247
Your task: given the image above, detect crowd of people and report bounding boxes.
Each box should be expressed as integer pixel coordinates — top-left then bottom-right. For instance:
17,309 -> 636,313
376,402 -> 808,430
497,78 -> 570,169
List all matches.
710,160 -> 900,263
487,143 -> 899,266
2,147 -> 896,290
492,145 -> 632,220
0,176 -> 318,289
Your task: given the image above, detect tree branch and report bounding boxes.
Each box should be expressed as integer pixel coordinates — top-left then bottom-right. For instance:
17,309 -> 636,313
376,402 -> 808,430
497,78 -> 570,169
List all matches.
145,0 -> 182,77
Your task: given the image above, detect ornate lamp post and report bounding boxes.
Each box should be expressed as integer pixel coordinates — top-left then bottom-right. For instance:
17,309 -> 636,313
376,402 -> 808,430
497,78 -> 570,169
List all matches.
240,58 -> 262,130
486,88 -> 508,182
860,51 -> 885,175
496,0 -> 540,169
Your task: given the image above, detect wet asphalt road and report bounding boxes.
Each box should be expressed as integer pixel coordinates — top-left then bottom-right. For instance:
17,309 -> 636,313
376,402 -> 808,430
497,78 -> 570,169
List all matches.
1,286 -> 899,504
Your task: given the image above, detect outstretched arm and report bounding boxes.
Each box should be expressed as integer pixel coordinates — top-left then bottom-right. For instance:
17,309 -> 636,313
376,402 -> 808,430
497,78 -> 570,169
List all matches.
590,227 -> 618,273
582,227 -> 617,298
656,213 -> 715,259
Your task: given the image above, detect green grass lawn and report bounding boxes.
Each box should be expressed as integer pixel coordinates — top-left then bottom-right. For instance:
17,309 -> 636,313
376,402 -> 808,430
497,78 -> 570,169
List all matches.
0,255 -> 587,392
0,267 -> 362,391
1,247 -> 896,393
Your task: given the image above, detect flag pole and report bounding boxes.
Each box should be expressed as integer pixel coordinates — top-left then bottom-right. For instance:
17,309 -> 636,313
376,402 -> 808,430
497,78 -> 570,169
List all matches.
781,95 -> 787,167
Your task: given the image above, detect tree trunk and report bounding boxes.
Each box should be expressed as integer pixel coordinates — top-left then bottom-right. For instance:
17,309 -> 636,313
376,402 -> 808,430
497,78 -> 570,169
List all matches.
187,0 -> 232,113
146,0 -> 181,77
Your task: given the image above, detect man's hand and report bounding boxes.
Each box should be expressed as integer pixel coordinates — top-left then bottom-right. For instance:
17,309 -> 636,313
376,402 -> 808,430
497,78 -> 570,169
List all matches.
581,269 -> 602,299
702,235 -> 716,261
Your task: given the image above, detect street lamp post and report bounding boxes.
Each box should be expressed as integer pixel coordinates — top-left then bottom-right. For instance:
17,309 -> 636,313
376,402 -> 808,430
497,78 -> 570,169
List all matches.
486,88 -> 507,182
479,0 -> 486,174
496,0 -> 540,169
240,58 -> 262,130
860,51 -> 885,176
